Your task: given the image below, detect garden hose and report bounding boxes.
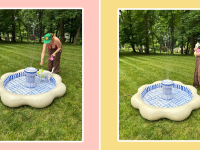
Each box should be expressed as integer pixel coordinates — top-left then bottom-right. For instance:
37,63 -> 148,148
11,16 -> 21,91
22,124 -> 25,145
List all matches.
119,94 -> 133,99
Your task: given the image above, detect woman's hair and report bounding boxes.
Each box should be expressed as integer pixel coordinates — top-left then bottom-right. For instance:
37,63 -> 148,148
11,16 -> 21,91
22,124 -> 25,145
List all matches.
50,33 -> 54,37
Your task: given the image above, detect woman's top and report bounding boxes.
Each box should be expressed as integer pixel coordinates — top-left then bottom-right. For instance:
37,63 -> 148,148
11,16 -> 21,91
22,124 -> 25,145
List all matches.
48,39 -> 57,49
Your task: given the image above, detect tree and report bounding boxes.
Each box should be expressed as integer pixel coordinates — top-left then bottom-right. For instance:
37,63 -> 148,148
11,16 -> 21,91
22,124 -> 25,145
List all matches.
119,10 -> 200,55
119,10 -> 157,53
73,10 -> 82,45
143,11 -> 149,53
0,9 -> 82,45
180,10 -> 200,55
119,10 -> 140,52
0,10 -> 12,41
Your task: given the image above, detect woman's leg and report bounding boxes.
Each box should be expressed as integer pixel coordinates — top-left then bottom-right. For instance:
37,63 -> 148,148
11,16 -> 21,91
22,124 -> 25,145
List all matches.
48,49 -> 54,72
193,57 -> 200,87
53,51 -> 61,73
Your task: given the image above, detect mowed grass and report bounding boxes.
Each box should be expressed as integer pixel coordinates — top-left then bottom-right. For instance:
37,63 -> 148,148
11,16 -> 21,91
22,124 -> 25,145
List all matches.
0,42 -> 82,141
119,51 -> 200,140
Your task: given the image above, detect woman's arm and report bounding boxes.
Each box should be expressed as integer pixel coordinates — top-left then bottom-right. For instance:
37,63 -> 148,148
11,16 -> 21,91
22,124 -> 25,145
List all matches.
52,37 -> 62,57
40,44 -> 47,65
195,52 -> 200,57
55,37 -> 62,53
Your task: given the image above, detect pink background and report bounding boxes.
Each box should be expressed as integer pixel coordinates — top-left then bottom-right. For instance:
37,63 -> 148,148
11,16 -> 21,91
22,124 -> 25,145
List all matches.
0,0 -> 99,150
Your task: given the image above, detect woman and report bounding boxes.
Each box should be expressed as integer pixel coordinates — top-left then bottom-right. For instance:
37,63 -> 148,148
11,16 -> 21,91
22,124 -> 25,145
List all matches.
40,33 -> 62,73
193,38 -> 200,87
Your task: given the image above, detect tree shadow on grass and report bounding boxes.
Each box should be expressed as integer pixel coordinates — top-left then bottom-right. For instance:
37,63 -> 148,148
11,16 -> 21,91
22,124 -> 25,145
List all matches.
119,51 -> 194,58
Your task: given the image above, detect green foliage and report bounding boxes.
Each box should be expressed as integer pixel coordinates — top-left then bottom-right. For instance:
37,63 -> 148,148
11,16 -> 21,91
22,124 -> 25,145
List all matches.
119,10 -> 200,54
0,9 -> 82,44
0,10 -> 13,33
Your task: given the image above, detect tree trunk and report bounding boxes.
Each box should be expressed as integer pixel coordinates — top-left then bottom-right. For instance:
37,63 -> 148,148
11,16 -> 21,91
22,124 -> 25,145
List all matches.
144,13 -> 149,53
186,42 -> 189,54
181,36 -> 183,54
57,30 -> 59,38
7,33 -> 9,42
70,18 -> 74,43
191,33 -> 195,55
18,19 -> 22,42
72,35 -> 74,43
69,33 -> 72,43
60,19 -> 65,44
11,10 -> 16,42
150,13 -> 155,53
16,10 -> 22,42
73,23 -> 81,45
152,36 -> 155,53
181,17 -> 185,55
130,43 -> 136,52
140,45 -> 143,53
127,10 -> 136,53
56,30 -> 58,37
170,12 -> 174,54
73,14 -> 82,45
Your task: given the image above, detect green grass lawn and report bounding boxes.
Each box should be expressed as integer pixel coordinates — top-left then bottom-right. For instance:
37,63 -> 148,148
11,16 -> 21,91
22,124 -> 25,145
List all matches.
0,42 -> 82,141
119,51 -> 200,140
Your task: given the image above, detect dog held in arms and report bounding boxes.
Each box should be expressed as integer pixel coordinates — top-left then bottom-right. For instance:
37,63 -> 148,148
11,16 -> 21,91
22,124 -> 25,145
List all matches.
37,67 -> 54,83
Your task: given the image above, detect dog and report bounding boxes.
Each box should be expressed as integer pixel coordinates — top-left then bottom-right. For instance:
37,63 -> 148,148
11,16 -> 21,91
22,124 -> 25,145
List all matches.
37,67 -> 54,83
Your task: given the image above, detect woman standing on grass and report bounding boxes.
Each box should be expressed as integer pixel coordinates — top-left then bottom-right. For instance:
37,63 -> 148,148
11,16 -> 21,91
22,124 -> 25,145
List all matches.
40,33 -> 62,73
193,38 -> 200,87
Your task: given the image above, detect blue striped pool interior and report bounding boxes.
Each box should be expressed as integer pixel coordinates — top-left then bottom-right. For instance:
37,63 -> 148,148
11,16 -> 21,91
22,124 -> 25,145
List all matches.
141,83 -> 193,108
3,72 -> 56,95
